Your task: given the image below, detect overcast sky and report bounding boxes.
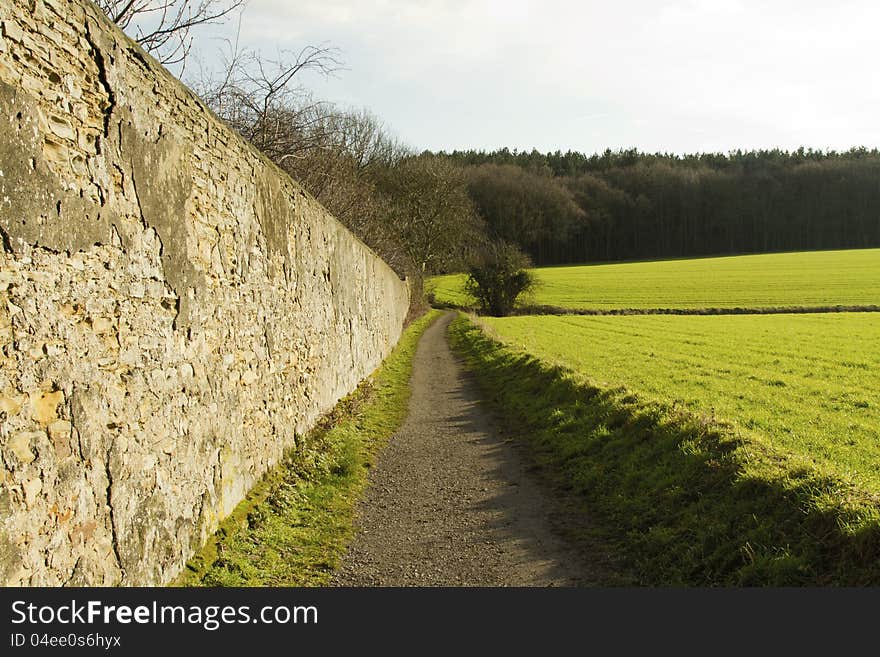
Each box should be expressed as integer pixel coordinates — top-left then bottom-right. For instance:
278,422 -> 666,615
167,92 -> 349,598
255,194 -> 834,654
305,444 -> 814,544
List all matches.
186,0 -> 880,156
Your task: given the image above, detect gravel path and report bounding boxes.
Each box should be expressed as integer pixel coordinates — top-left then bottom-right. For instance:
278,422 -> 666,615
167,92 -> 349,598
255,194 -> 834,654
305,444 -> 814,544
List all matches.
331,311 -> 618,586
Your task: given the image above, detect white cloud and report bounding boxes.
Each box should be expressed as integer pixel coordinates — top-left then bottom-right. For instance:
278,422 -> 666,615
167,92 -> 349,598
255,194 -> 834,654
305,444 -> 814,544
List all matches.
189,0 -> 880,154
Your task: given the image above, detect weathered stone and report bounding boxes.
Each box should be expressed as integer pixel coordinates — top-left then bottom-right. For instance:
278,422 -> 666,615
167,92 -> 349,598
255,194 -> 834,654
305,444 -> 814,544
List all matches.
70,520 -> 96,543
29,389 -> 64,425
1,20 -> 23,44
0,0 -> 409,588
45,342 -> 64,357
9,431 -> 39,463
48,114 -> 75,141
91,317 -> 113,333
47,420 -> 71,459
0,389 -> 25,416
23,477 -> 42,507
0,528 -> 22,585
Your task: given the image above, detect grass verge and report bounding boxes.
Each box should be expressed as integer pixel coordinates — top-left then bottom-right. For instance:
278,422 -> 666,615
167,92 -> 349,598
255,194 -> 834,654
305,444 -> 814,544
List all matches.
448,313 -> 880,585
173,309 -> 441,586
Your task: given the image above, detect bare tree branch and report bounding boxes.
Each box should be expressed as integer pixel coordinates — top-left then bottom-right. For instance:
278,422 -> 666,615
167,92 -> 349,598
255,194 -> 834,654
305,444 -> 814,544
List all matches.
189,33 -> 474,280
97,0 -> 246,69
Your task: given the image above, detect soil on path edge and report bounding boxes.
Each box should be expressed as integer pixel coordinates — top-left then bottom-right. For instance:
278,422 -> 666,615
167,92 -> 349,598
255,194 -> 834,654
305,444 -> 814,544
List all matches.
331,311 -> 623,586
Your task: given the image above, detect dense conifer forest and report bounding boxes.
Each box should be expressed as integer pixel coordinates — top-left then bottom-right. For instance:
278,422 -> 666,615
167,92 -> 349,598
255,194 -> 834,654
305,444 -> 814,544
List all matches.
436,147 -> 880,267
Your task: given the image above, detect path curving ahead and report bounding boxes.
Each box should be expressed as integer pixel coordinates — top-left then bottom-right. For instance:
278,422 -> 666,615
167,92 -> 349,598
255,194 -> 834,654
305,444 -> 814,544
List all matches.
331,312 -> 616,586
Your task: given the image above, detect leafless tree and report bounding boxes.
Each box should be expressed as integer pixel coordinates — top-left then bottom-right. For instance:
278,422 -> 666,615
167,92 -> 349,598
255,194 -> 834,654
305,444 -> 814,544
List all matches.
192,40 -> 420,272
189,31 -> 484,282
376,154 -> 485,274
190,29 -> 344,156
98,0 -> 246,69
102,0 -> 471,286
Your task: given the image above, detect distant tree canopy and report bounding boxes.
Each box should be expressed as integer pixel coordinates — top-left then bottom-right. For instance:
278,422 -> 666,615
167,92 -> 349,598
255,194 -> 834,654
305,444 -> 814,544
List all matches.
466,164 -> 583,265
437,147 -> 880,266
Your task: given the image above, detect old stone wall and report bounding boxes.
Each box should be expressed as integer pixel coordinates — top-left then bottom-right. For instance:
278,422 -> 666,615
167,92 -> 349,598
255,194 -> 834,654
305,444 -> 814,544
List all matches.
0,0 -> 409,585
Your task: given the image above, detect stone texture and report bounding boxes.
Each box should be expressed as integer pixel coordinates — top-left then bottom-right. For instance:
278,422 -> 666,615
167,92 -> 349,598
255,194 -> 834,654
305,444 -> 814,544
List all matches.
0,0 -> 409,586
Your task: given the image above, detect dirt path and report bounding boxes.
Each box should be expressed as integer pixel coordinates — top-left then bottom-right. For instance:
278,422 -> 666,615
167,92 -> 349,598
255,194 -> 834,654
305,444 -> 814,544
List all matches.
331,312 -> 619,586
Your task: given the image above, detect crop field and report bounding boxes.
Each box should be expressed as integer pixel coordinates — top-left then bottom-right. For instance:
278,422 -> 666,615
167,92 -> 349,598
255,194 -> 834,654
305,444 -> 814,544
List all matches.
431,248 -> 880,310
477,313 -> 880,491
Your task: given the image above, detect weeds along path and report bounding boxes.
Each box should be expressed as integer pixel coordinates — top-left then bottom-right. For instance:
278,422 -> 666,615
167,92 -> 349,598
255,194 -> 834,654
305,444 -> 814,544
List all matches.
331,312 -> 616,586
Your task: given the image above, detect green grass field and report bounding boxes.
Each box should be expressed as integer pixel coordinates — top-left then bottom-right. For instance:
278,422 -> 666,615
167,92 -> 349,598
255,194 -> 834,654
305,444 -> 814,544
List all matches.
450,313 -> 880,584
431,248 -> 880,310
479,313 -> 880,490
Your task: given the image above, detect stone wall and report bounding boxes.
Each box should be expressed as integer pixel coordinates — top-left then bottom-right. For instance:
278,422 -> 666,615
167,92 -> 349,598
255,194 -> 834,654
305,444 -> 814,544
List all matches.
0,0 -> 410,585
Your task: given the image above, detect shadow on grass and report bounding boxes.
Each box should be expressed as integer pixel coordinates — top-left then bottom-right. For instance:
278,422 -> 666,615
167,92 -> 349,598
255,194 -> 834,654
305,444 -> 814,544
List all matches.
443,395 -> 635,585
449,315 -> 880,586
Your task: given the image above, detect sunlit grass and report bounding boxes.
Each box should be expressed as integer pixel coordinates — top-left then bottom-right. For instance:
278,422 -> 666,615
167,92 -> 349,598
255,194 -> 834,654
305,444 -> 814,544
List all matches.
450,313 -> 880,585
430,248 -> 880,310
479,313 -> 880,491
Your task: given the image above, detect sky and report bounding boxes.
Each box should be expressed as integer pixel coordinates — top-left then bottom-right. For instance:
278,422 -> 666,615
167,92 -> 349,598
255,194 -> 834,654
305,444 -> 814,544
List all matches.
185,0 -> 880,156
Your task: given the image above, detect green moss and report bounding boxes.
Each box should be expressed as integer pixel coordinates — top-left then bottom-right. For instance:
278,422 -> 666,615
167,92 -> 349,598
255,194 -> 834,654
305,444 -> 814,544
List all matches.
173,309 -> 441,587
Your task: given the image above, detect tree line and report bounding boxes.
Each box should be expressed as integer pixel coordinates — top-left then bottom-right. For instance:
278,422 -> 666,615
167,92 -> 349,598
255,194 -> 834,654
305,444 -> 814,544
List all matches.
438,147 -> 880,267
